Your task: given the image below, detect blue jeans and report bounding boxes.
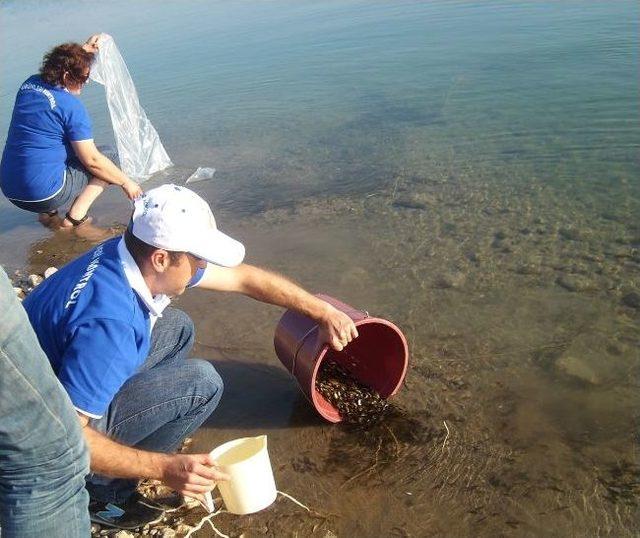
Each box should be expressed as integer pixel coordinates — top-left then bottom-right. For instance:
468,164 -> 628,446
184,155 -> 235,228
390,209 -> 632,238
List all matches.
87,308 -> 224,503
0,267 -> 90,538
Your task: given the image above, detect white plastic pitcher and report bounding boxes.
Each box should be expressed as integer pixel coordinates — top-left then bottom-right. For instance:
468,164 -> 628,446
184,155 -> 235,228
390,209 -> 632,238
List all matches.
204,435 -> 277,515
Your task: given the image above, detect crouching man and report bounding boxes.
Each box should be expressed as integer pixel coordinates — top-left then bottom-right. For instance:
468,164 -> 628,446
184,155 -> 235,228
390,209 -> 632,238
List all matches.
23,184 -> 358,530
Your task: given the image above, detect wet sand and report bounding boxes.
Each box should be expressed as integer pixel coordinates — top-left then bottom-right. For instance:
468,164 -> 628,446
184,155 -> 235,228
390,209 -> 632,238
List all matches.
12,165 -> 639,537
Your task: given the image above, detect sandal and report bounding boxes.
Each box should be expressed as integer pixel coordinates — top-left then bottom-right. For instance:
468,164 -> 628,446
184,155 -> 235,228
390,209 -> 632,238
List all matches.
64,211 -> 90,226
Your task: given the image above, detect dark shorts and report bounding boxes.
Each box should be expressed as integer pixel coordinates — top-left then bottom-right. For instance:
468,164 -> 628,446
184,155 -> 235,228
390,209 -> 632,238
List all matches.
9,145 -> 119,214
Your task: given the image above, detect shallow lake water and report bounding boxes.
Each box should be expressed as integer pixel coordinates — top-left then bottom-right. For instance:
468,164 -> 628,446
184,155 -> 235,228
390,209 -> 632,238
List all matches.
1,1 -> 638,536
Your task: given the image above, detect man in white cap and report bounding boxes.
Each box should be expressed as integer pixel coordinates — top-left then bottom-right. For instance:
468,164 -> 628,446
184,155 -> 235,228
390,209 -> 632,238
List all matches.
23,184 -> 358,530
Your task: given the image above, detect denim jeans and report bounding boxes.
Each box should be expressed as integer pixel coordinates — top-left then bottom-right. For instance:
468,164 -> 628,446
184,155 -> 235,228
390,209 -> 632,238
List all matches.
0,267 -> 90,538
87,307 -> 224,503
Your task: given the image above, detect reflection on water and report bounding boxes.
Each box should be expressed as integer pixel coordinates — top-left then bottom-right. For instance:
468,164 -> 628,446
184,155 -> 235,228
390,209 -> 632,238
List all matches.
1,0 -> 638,536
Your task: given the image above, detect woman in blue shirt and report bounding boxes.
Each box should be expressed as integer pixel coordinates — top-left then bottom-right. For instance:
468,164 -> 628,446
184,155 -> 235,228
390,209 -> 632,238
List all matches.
0,35 -> 142,228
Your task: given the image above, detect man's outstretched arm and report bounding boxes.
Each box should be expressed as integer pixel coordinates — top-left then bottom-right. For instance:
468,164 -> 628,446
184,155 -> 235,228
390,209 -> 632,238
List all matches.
195,263 -> 358,351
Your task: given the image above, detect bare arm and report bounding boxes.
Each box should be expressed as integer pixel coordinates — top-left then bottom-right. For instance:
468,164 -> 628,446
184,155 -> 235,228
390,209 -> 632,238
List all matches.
78,413 -> 228,502
70,140 -> 142,199
197,263 -> 358,350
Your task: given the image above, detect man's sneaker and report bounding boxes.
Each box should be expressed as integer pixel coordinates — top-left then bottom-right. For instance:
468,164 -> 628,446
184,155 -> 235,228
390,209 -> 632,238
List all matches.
89,492 -> 164,530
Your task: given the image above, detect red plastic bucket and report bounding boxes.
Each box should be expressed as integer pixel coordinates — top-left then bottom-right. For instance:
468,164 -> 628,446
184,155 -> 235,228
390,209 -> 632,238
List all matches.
274,294 -> 409,422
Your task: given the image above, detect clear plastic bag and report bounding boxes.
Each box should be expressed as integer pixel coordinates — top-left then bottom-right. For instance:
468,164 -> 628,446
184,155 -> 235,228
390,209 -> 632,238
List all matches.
185,167 -> 216,184
89,34 -> 172,181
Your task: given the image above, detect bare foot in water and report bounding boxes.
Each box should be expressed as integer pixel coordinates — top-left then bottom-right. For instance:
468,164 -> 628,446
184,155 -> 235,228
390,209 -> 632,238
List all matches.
38,211 -> 62,228
52,214 -> 112,242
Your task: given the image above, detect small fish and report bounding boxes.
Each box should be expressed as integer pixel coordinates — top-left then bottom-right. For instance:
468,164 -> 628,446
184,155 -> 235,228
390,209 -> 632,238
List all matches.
316,360 -> 389,426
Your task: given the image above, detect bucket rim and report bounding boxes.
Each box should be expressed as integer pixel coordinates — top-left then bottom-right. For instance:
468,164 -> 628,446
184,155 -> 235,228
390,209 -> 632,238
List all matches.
209,435 -> 268,466
309,316 -> 409,422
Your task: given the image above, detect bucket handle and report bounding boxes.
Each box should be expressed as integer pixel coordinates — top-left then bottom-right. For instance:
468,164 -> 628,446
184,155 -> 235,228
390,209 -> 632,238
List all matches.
291,325 -> 321,376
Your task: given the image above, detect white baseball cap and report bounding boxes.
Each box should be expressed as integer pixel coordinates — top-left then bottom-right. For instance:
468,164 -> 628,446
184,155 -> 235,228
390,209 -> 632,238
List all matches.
130,184 -> 245,267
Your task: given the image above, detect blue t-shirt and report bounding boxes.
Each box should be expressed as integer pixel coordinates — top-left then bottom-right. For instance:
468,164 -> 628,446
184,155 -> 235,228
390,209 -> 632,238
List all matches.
23,238 -> 150,418
0,75 -> 93,202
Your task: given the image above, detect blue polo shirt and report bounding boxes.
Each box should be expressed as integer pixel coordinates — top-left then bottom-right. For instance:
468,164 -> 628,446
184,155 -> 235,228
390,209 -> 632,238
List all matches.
23,237 -> 208,418
23,238 -> 150,418
0,75 -> 93,202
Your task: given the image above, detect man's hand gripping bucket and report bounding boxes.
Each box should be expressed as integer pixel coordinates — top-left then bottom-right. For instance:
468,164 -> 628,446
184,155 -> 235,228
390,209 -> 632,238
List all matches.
274,294 -> 409,422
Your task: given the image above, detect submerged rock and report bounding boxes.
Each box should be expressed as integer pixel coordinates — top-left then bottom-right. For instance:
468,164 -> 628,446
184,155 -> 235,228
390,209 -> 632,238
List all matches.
555,355 -> 600,385
494,230 -> 508,241
559,227 -> 584,241
434,271 -> 466,289
621,292 -> 640,309
491,231 -> 514,252
465,250 -> 481,264
393,192 -> 434,210
600,211 -> 624,222
556,275 -> 597,292
605,246 -> 633,260
515,263 -> 542,275
553,333 -> 633,386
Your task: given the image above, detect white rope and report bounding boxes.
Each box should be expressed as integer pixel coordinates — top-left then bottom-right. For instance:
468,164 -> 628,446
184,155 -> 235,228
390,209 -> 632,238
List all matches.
277,490 -> 311,512
183,490 -> 310,537
206,518 -> 230,538
441,420 -> 450,453
183,508 -> 229,538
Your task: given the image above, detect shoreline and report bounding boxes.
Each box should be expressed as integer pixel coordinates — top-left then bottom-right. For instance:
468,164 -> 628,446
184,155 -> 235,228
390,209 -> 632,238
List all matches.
9,179 -> 640,536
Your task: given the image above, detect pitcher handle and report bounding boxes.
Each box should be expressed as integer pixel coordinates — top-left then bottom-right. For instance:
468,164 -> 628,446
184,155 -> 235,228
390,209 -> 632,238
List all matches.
203,490 -> 216,513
